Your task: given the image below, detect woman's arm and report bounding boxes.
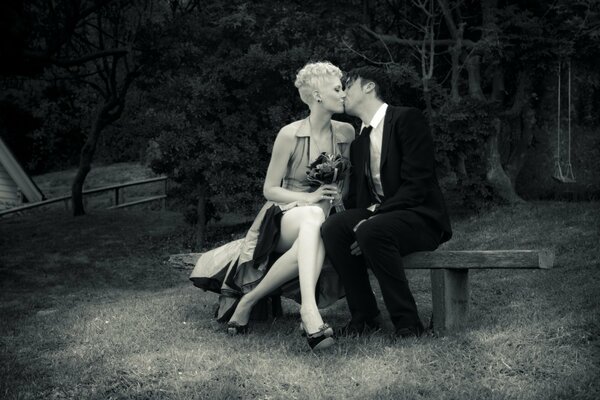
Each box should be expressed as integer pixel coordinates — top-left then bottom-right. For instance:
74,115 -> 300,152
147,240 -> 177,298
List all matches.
263,127 -> 337,204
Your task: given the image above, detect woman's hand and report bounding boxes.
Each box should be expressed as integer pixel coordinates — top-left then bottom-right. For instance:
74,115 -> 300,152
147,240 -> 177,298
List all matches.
306,184 -> 339,204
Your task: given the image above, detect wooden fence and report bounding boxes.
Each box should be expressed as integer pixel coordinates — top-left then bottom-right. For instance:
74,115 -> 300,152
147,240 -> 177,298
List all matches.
0,176 -> 168,217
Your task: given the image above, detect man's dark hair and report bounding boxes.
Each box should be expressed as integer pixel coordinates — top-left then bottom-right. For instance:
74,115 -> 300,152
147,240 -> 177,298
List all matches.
344,66 -> 392,102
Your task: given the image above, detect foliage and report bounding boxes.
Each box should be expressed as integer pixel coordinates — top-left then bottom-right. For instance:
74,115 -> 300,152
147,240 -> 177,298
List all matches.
139,1 -> 363,222
2,0 -> 599,220
30,81 -> 95,172
0,78 -> 96,173
343,0 -> 600,204
431,97 -> 498,209
432,99 -> 494,169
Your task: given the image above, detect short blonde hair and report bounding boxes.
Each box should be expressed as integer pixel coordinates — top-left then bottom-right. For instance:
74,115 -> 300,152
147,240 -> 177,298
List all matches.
294,61 -> 343,105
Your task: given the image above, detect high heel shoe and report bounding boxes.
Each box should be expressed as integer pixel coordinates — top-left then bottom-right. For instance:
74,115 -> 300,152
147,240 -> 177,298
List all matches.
226,297 -> 250,335
227,320 -> 249,335
299,322 -> 334,338
305,326 -> 335,351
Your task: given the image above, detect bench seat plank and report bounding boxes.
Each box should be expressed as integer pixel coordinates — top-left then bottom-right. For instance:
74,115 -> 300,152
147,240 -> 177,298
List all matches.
169,250 -> 555,271
404,249 -> 554,269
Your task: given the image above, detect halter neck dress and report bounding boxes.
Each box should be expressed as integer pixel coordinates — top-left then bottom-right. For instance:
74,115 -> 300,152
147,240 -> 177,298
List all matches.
190,118 -> 355,321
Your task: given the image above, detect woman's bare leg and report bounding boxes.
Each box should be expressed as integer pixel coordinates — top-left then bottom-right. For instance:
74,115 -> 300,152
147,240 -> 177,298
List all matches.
228,206 -> 326,332
295,208 -> 327,334
228,242 -> 299,326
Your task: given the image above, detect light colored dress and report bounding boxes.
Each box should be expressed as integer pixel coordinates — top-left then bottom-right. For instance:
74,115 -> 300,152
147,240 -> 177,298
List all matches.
189,117 -> 355,321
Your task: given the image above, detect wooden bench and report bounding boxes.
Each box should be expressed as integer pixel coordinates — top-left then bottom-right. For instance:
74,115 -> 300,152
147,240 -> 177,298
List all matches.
169,249 -> 555,335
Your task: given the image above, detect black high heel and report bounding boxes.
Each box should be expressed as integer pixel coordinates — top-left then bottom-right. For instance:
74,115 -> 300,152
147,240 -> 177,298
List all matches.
227,321 -> 249,335
306,327 -> 335,351
299,322 -> 334,338
226,297 -> 250,335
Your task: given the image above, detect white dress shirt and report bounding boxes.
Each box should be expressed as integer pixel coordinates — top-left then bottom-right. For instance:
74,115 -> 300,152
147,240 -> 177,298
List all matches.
361,103 -> 387,206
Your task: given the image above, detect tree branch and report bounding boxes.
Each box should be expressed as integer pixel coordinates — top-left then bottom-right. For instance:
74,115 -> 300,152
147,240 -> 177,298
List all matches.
437,0 -> 459,39
39,49 -> 129,67
358,24 -> 477,48
38,0 -> 117,64
341,38 -> 394,66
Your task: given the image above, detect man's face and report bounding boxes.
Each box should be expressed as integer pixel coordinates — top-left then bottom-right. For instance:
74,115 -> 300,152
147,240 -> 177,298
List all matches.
343,77 -> 364,116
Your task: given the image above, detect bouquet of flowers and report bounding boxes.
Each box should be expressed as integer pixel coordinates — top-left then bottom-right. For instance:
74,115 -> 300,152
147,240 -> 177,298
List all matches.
306,152 -> 351,212
306,153 -> 351,186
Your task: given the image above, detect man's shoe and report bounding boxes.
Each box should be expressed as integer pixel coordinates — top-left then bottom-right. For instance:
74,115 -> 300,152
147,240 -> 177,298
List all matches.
337,316 -> 382,337
394,322 -> 425,339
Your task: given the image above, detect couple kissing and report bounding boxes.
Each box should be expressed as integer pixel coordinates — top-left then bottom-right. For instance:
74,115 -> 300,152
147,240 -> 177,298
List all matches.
190,61 -> 452,351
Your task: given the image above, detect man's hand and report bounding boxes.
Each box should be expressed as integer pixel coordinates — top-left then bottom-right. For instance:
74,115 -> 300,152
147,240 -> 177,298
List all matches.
350,240 -> 362,256
350,219 -> 367,256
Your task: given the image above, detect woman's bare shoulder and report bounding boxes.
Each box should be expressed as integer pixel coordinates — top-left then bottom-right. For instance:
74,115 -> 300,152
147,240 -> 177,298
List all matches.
278,120 -> 301,135
272,120 -> 304,151
332,120 -> 356,142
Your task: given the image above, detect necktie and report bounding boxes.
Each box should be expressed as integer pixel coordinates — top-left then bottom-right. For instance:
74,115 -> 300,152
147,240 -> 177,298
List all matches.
359,125 -> 372,138
359,126 -> 378,202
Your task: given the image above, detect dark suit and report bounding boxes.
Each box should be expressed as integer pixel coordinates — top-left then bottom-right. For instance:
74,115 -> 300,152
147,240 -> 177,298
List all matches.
321,106 -> 452,330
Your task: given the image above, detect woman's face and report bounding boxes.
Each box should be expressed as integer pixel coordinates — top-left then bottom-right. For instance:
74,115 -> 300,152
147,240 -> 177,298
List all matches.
317,76 -> 345,113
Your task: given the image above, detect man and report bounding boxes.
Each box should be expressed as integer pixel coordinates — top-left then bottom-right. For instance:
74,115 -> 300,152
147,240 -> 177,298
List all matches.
321,66 -> 452,338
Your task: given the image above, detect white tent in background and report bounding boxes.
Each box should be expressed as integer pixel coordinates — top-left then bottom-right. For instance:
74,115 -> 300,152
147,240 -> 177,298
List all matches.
0,137 -> 44,210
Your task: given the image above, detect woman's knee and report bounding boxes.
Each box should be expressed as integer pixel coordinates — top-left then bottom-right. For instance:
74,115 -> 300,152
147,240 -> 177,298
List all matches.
297,205 -> 326,226
280,206 -> 324,241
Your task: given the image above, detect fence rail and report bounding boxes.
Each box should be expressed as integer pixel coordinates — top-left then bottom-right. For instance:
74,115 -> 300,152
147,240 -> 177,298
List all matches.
0,176 -> 168,217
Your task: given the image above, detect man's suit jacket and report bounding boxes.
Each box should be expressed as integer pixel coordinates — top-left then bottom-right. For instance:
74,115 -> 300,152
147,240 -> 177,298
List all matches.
345,106 -> 452,243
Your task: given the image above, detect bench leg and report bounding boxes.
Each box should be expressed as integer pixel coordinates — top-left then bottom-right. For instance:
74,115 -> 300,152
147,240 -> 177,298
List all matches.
430,269 -> 469,335
249,295 -> 283,321
271,295 -> 283,319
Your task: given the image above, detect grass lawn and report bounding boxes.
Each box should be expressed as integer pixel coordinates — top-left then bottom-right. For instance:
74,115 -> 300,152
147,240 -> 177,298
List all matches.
28,162 -> 167,213
33,162 -> 160,199
1,169 -> 599,399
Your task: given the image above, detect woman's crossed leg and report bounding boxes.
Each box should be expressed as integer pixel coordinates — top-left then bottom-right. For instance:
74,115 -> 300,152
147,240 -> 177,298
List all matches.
228,205 -> 327,334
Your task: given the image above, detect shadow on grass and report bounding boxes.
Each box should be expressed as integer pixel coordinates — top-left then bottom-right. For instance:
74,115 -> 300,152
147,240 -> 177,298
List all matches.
1,201 -> 599,399
0,209 -> 186,291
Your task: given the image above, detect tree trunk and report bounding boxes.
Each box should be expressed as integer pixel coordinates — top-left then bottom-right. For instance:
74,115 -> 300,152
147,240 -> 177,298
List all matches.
465,55 -> 516,201
506,105 -> 536,186
71,154 -> 92,216
450,45 -> 461,103
491,64 -> 505,103
194,185 -> 207,251
465,55 -> 486,101
71,95 -> 125,216
478,0 -> 523,201
465,47 -> 524,203
71,107 -> 109,216
485,119 -> 524,203
503,71 -> 534,188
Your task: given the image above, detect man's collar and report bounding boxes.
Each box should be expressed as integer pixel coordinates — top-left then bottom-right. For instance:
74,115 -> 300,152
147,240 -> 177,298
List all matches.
361,103 -> 388,131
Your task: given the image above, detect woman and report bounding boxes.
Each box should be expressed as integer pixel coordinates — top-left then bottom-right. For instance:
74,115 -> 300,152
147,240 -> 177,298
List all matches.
190,61 -> 355,350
